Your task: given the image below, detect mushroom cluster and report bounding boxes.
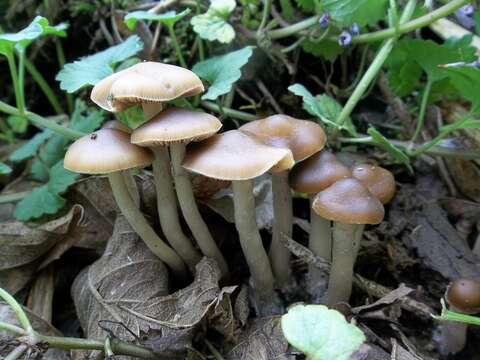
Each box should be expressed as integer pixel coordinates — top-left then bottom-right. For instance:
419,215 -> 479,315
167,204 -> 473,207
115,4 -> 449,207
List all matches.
63,61 -> 397,315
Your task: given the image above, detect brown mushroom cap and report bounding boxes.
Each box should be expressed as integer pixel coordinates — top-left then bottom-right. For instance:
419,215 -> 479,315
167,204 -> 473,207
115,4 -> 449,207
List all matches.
91,62 -> 204,112
446,279 -> 480,314
352,164 -> 396,204
182,130 -> 294,181
312,178 -> 385,224
131,108 -> 221,146
64,129 -> 153,174
289,151 -> 352,194
191,174 -> 231,199
102,120 -> 132,134
239,114 -> 326,164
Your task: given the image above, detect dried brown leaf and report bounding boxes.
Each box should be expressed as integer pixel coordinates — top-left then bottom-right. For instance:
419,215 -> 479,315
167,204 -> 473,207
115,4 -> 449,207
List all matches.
352,284 -> 414,314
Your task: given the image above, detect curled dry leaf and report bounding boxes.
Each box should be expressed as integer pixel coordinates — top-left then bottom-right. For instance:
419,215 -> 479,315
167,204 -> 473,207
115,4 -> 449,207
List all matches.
72,216 -> 233,358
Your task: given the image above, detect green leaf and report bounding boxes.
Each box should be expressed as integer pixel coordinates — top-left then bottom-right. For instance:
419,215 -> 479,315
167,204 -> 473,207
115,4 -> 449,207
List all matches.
9,129 -> 53,162
281,304 -> 366,360
0,161 -> 12,175
301,39 -> 343,62
191,0 -> 236,43
295,0 -> 316,12
387,61 -> 422,96
48,161 -> 79,194
116,106 -> 145,129
7,115 -> 28,134
56,35 -> 143,93
475,11 -> 480,36
445,67 -> 480,112
124,9 -> 191,30
14,186 -> 66,221
367,127 -> 412,173
193,46 -> 253,100
320,0 -> 388,26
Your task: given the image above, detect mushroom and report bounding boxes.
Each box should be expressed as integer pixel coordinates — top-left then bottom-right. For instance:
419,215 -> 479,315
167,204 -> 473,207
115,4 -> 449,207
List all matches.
240,115 -> 326,287
312,178 -> 384,305
64,128 -> 187,278
351,163 -> 396,258
183,130 -> 294,315
91,61 -> 204,121
131,108 -> 228,277
91,61 -> 204,271
440,278 -> 480,355
289,151 -> 352,302
101,120 -> 132,133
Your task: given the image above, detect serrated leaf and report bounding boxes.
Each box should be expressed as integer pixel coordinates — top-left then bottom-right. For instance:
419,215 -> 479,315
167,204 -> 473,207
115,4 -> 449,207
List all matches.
321,0 -> 388,26
124,9 -> 191,30
14,186 -> 66,221
301,39 -> 343,62
193,46 -> 253,100
48,161 -> 79,194
387,61 -> 422,96
56,35 -> 143,93
367,127 -> 412,173
445,67 -> 480,112
281,304 -> 365,360
0,161 -> 12,174
9,129 -> 53,162
191,0 -> 236,43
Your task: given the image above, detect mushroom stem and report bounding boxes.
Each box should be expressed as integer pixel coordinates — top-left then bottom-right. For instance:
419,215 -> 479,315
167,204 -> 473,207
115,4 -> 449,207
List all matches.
232,180 -> 279,315
170,142 -> 229,277
142,103 -> 163,122
108,171 -> 187,278
122,170 -> 140,207
352,224 -> 365,260
307,196 -> 331,303
439,306 -> 468,355
327,222 -> 363,305
152,147 -> 201,271
270,171 -> 293,287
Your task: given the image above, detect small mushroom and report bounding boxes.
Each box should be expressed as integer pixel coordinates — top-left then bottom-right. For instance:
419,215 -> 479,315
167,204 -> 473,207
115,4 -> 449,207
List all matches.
289,151 -> 352,302
312,178 -> 384,305
240,114 -> 326,287
91,61 -> 204,121
183,130 -> 294,315
64,129 -> 187,278
132,108 -> 227,277
440,278 -> 480,355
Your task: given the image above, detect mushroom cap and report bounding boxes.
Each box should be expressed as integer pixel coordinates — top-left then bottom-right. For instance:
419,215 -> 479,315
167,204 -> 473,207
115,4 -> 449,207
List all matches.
64,129 -> 153,174
91,62 -> 204,112
352,164 -> 396,204
312,178 -> 385,224
102,120 -> 132,134
182,130 -> 295,181
446,278 -> 480,314
131,108 -> 222,146
191,174 -> 231,199
239,114 -> 326,164
289,151 -> 352,194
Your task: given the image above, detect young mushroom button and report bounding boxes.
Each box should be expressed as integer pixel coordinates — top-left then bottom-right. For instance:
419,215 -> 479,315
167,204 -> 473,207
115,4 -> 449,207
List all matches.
183,130 -> 294,316
64,129 -> 187,278
90,61 -> 204,121
131,108 -> 228,277
240,114 -> 326,287
351,164 -> 396,204
313,178 -> 384,305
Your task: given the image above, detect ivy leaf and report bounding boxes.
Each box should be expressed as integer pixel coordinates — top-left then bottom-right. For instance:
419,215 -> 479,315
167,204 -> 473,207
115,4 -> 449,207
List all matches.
14,186 -> 66,221
193,46 -> 253,100
321,0 -> 388,26
56,35 -> 143,93
445,67 -> 480,112
191,0 -> 236,43
9,129 -> 53,162
367,127 -> 413,173
301,39 -> 343,62
281,304 -> 366,360
0,162 -> 12,175
48,161 -> 79,194
124,9 -> 191,30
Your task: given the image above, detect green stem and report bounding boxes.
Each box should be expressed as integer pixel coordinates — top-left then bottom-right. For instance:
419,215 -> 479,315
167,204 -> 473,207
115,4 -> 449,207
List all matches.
257,0 -> 272,36
55,38 -> 73,113
6,54 -> 23,113
268,0 -> 467,42
0,191 -> 29,203
434,308 -> 480,326
0,287 -> 34,335
167,25 -> 187,67
410,79 -> 433,144
5,345 -> 28,360
17,51 -> 26,113
201,101 -> 259,121
25,58 -> 64,115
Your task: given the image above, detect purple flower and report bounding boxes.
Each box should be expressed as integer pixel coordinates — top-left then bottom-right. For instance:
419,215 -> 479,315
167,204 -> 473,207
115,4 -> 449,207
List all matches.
350,23 -> 360,36
454,5 -> 476,29
338,31 -> 352,47
319,13 -> 330,28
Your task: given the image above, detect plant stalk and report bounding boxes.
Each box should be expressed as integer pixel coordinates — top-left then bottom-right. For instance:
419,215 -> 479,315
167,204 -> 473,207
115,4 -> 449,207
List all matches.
108,171 -> 187,278
170,142 -> 229,277
411,79 -> 433,144
6,54 -> 24,113
201,101 -> 259,121
167,25 -> 187,67
152,147 -> 201,271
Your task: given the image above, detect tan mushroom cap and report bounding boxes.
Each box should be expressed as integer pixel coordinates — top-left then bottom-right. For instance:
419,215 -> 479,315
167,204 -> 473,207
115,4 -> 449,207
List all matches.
289,151 -> 352,194
91,62 -> 204,112
240,114 -> 326,164
131,108 -> 222,146
102,120 -> 132,134
182,130 -> 295,181
446,278 -> 480,314
312,178 -> 385,224
352,164 -> 396,204
64,129 -> 153,174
